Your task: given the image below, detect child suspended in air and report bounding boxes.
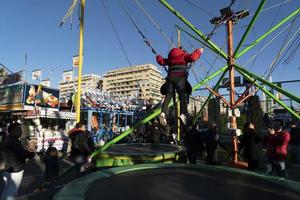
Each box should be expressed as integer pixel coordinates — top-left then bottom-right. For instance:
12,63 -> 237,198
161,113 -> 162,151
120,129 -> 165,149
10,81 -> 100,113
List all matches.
156,47 -> 203,126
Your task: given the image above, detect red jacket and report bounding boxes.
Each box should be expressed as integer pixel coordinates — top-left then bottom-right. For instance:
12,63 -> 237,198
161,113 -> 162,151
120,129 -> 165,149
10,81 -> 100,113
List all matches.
263,131 -> 290,161
274,131 -> 290,161
156,48 -> 202,77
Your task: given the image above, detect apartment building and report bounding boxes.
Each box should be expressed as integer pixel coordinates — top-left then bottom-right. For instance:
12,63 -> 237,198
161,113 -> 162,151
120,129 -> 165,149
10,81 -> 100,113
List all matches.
59,73 -> 102,102
103,64 -> 163,103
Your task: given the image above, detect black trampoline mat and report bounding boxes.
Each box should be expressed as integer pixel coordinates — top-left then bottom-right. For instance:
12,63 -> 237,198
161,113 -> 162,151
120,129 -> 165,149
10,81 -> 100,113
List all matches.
105,144 -> 182,154
86,168 -> 300,200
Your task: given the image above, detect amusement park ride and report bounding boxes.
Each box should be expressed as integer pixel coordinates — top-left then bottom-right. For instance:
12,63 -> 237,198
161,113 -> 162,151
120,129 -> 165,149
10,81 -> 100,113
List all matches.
61,0 -> 300,167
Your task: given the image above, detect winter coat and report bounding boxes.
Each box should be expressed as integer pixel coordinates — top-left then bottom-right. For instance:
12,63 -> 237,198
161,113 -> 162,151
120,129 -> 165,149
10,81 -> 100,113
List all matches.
156,48 -> 201,77
69,130 -> 93,163
263,131 -> 290,161
239,131 -> 261,160
0,135 -> 35,172
274,131 -> 290,161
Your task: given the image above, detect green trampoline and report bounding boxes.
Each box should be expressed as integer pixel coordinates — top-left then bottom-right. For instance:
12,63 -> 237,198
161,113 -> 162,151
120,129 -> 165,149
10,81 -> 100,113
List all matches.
54,163 -> 300,200
92,143 -> 187,168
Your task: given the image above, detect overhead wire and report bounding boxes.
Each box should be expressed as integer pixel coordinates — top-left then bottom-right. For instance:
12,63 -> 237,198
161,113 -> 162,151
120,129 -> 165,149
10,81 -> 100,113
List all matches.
59,0 -> 78,28
266,14 -> 300,78
100,0 -> 147,101
181,0 -> 216,17
133,0 -> 176,48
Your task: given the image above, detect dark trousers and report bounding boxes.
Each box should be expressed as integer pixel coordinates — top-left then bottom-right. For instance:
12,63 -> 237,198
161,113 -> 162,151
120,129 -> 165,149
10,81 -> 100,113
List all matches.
206,147 -> 217,164
162,77 -> 188,116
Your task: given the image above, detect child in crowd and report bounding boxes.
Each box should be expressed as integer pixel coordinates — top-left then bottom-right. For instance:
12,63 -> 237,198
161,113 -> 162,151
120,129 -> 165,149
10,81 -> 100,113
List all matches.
44,147 -> 59,181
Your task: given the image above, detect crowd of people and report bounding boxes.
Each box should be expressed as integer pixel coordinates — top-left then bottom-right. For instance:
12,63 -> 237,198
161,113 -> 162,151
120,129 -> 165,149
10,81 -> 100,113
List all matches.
0,118 -> 300,199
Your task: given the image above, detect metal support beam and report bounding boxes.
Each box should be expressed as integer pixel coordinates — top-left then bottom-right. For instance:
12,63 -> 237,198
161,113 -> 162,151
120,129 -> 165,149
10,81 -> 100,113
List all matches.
76,0 -> 85,122
97,65 -> 228,152
236,68 -> 300,120
236,8 -> 300,58
234,0 -> 266,56
192,66 -> 229,124
235,64 -> 300,103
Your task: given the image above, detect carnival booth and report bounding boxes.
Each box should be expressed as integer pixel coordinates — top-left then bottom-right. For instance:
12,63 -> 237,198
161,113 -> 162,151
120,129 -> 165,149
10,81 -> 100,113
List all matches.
0,82 -> 75,152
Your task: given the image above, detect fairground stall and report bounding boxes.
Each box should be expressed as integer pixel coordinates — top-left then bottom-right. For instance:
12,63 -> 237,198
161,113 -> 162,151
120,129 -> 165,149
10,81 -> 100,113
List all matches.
0,82 -> 75,152
78,89 -> 137,146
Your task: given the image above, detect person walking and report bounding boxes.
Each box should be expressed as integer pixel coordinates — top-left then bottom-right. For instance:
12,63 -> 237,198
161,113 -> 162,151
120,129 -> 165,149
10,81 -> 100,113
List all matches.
0,123 -> 35,200
290,121 -> 300,165
204,123 -> 226,165
272,120 -> 290,177
239,123 -> 261,171
69,122 -> 94,176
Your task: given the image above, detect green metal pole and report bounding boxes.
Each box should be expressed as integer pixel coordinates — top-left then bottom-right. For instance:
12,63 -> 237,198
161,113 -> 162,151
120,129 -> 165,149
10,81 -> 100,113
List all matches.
159,0 -> 228,60
235,64 -> 300,103
175,25 -> 225,58
192,67 -> 229,124
234,0 -> 267,56
236,8 -> 300,58
96,65 -> 228,152
236,68 -> 300,120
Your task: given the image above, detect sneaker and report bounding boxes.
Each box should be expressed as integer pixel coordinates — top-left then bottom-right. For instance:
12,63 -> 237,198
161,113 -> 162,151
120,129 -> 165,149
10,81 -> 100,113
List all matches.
159,112 -> 167,126
180,114 -> 188,125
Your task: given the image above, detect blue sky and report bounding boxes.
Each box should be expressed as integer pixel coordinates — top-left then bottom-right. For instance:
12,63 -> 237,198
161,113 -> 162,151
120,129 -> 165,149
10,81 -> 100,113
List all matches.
0,0 -> 299,103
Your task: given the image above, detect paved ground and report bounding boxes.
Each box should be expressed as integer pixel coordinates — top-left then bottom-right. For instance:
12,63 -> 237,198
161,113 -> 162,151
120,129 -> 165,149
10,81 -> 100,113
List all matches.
0,155 -> 75,200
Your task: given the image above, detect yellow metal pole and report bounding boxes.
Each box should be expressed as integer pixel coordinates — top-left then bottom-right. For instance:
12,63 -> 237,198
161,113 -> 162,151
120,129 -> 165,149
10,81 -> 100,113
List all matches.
76,0 -> 85,122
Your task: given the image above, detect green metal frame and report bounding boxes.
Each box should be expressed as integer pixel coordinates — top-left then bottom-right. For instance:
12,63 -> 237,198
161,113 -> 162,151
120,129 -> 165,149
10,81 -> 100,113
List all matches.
236,65 -> 300,120
235,65 -> 300,103
192,66 -> 229,124
235,8 -> 300,58
97,65 -> 228,152
160,0 -> 300,124
234,0 -> 267,56
93,1 -> 300,153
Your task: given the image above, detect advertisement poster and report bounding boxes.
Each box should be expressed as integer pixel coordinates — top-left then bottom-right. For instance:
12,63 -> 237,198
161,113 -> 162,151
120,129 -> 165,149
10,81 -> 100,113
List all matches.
24,84 -> 60,109
0,84 -> 24,106
37,135 -> 67,152
0,71 -> 24,86
63,70 -> 73,82
32,69 -> 42,80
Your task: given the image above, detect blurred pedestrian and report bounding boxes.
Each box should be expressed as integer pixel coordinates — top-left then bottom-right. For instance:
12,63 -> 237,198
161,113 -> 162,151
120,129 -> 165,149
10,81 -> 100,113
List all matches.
290,121 -> 300,165
204,123 -> 226,165
239,123 -> 261,171
0,123 -> 35,200
263,120 -> 290,177
44,146 -> 59,181
69,122 -> 94,176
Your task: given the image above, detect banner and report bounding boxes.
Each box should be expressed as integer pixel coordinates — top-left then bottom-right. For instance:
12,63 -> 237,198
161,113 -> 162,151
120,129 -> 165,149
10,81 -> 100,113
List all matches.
32,69 -> 41,80
24,84 -> 59,109
72,55 -> 79,68
41,79 -> 50,87
63,70 -> 73,82
0,71 -> 24,86
0,84 -> 24,106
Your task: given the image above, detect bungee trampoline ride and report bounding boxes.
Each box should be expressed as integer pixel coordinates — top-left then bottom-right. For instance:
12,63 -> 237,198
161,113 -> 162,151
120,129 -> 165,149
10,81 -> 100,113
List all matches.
56,0 -> 300,199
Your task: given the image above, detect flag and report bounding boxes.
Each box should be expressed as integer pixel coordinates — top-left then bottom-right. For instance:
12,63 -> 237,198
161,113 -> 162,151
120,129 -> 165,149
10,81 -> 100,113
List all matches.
32,69 -> 41,80
63,70 -> 73,82
41,79 -> 50,87
72,55 -> 79,68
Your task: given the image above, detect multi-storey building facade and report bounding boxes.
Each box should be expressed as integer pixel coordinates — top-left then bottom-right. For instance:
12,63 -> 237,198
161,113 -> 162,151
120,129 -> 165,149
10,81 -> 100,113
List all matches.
59,74 -> 102,102
103,64 -> 163,103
